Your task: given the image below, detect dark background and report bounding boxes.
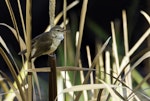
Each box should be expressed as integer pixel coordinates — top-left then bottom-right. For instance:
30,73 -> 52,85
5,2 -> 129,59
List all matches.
0,0 -> 150,82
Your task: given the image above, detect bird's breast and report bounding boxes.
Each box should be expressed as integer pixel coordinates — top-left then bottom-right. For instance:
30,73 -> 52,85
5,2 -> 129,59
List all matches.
48,39 -> 62,53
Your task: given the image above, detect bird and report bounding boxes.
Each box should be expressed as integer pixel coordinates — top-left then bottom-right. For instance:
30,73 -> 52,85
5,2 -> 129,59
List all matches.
18,25 -> 65,59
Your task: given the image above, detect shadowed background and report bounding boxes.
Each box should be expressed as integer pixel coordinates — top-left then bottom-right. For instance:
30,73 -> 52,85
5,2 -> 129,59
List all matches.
0,0 -> 150,84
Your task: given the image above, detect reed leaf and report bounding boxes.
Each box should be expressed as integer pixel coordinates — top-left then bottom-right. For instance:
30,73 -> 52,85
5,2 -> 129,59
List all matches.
0,71 -> 22,101
75,37 -> 111,100
0,47 -> 25,101
56,84 -> 126,101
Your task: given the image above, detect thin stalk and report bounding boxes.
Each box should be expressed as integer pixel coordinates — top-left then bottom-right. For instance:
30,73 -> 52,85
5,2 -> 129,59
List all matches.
26,0 -> 32,101
122,10 -> 132,98
74,0 -> 88,99
49,0 -> 55,27
86,45 -> 94,99
75,0 -> 88,66
63,0 -> 67,100
75,37 -> 111,101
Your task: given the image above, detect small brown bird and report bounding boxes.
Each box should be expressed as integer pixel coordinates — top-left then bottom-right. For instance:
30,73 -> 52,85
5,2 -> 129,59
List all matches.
18,25 -> 65,59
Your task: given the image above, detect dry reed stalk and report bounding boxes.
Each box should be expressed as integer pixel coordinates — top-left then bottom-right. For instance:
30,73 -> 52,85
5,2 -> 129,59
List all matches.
75,0 -> 88,66
122,10 -> 132,98
26,0 -> 32,100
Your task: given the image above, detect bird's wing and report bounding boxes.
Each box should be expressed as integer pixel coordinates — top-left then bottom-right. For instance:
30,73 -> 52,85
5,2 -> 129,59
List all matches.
32,32 -> 49,44
18,32 -> 51,57
31,33 -> 53,58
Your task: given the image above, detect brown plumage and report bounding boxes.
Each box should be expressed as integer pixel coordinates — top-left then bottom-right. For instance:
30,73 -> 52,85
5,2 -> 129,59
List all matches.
18,26 -> 65,59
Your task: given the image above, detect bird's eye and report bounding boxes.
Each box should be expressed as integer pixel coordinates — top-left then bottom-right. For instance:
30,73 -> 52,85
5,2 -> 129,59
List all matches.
56,29 -> 60,31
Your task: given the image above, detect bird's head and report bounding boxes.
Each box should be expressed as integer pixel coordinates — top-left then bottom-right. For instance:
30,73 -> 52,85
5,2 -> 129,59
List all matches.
50,26 -> 65,41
